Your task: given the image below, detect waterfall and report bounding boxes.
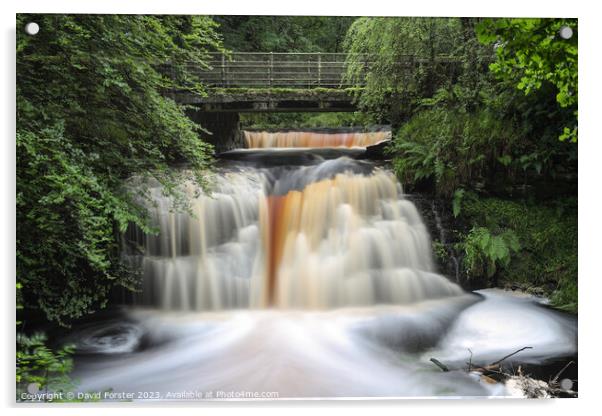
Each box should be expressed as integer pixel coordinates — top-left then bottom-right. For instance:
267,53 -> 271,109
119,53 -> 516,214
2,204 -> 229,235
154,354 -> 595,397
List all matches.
243,130 -> 390,148
124,135 -> 463,311
70,130 -> 576,399
123,170 -> 265,310
256,169 -> 461,308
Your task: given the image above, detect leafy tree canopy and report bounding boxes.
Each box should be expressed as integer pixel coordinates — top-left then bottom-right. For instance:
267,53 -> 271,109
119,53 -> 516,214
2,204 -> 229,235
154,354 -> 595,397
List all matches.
476,18 -> 578,142
214,16 -> 355,53
17,14 -> 222,323
343,17 -> 465,123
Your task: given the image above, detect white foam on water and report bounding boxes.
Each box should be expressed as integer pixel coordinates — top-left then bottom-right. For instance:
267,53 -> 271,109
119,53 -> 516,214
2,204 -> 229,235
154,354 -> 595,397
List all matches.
70,291 -> 575,399
424,289 -> 577,366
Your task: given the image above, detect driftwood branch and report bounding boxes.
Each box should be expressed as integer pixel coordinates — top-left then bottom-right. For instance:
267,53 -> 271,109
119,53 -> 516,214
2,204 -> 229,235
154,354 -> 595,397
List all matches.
489,346 -> 533,366
471,347 -> 533,374
429,348 -> 576,398
550,360 -> 575,385
429,358 -> 449,372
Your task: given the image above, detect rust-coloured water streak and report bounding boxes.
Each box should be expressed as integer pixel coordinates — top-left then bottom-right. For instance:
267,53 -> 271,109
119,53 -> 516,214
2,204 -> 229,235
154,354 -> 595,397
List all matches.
244,130 -> 390,148
266,195 -> 285,305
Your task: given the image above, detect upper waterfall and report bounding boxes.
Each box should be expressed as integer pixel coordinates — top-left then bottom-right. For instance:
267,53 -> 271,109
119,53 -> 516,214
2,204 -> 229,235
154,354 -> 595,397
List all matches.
243,130 -> 391,148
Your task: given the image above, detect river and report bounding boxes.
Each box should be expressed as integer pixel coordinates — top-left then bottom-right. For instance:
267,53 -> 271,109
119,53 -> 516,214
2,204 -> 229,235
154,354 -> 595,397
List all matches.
61,130 -> 577,399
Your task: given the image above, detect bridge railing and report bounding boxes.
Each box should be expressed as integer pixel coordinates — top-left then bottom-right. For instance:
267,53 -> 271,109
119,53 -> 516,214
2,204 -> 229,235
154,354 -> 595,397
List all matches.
174,52 -> 472,89
183,52 -> 353,89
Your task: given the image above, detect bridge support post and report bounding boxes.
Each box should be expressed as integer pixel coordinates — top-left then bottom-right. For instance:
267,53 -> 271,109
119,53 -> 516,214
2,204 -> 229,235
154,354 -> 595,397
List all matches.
221,53 -> 226,87
187,110 -> 242,153
317,53 -> 321,87
269,52 -> 273,87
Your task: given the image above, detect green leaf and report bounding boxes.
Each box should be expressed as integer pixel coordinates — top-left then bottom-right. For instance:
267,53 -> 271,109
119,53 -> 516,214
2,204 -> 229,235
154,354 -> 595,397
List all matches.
497,155 -> 512,166
452,188 -> 465,217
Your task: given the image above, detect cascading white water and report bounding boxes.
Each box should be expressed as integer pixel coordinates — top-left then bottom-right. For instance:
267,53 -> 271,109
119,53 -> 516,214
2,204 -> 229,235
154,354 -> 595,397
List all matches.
124,171 -> 265,310
124,157 -> 462,312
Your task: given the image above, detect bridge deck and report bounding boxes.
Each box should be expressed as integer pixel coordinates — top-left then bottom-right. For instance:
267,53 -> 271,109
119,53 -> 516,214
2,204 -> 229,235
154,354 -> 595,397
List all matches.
174,88 -> 357,112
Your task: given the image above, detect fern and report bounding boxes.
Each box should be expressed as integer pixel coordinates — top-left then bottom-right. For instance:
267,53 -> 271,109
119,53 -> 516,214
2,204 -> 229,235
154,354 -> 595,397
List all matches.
463,227 -> 521,278
452,188 -> 466,217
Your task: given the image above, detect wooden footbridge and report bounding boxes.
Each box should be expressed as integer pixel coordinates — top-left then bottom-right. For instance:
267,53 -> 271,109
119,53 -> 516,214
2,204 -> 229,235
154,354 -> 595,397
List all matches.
171,52 -> 460,112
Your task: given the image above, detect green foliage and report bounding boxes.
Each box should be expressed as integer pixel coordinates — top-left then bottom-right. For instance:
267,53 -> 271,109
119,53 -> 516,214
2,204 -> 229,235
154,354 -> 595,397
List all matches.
17,125 -> 141,320
452,189 -> 465,217
390,106 -> 520,196
463,227 -> 520,278
17,14 -> 222,323
343,17 -> 465,123
432,241 -> 448,263
16,333 -> 75,401
476,18 -> 578,141
461,194 -> 577,312
386,18 -> 576,198
215,16 -> 355,53
16,281 -> 77,401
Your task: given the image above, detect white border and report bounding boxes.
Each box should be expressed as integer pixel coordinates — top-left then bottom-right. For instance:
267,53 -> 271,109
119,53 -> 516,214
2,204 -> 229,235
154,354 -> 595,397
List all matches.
2,1 -> 599,415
